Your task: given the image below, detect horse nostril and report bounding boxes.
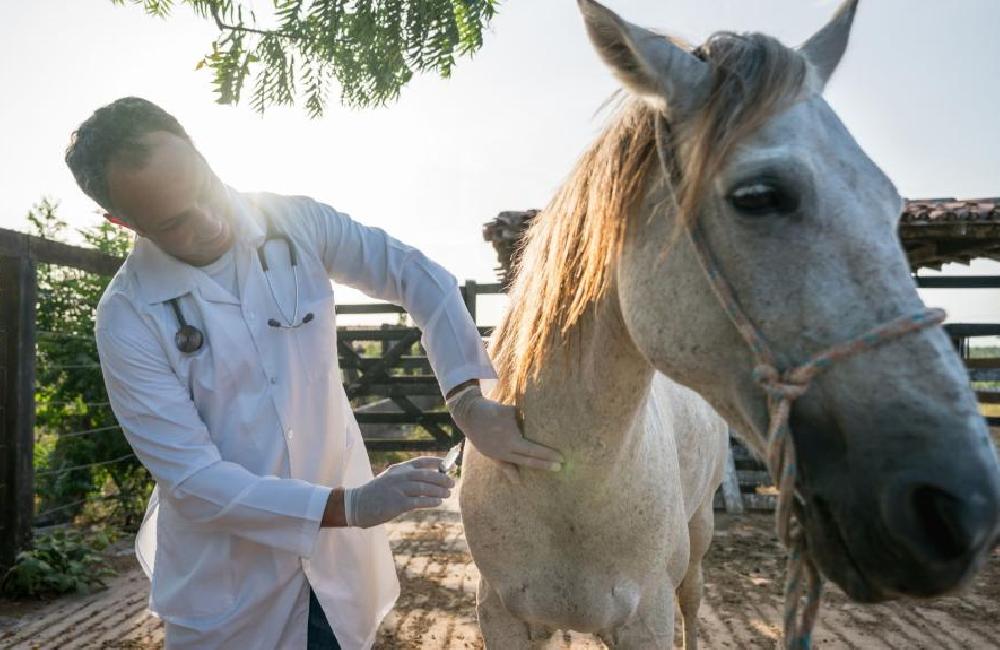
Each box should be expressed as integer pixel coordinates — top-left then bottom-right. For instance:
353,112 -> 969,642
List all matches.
910,486 -> 969,561
885,480 -> 995,564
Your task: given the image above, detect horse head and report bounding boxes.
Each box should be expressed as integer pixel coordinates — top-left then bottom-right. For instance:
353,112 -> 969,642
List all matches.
578,0 -> 1000,604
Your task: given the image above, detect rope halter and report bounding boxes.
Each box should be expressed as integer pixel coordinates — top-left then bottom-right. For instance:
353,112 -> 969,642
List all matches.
652,115 -> 946,649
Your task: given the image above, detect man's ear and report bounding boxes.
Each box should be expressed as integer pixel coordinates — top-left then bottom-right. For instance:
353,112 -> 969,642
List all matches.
103,212 -> 136,232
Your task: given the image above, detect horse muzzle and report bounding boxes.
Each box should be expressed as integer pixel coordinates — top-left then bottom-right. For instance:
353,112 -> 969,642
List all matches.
801,460 -> 1000,603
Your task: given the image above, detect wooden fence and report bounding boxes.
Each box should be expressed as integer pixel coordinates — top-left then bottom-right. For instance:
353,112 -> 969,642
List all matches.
2,226 -> 998,568
916,275 -> 1000,430
0,225 -> 500,571
335,284 -> 500,451
1,230 -> 126,572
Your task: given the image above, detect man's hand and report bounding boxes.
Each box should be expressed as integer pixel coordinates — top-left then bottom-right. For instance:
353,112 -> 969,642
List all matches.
447,385 -> 563,472
343,457 -> 454,528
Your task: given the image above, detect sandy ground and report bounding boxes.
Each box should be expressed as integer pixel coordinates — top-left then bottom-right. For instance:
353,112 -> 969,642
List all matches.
2,488 -> 998,649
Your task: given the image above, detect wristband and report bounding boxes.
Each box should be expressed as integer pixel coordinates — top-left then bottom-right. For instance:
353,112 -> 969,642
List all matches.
343,486 -> 358,527
446,384 -> 481,416
445,377 -> 480,400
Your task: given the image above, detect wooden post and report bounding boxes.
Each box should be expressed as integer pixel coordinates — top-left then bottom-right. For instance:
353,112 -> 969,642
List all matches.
0,254 -> 37,571
462,280 -> 478,324
720,429 -> 744,514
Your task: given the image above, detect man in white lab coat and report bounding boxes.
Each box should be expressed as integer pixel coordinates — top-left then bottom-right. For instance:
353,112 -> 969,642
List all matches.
64,97 -> 563,649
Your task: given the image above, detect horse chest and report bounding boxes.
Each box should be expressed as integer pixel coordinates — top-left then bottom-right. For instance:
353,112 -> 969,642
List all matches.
461,444 -> 689,586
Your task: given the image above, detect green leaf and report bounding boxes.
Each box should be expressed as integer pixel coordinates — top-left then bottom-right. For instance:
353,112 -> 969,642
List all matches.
106,0 -> 500,115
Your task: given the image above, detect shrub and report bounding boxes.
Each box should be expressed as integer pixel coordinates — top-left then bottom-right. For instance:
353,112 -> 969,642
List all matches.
1,528 -> 117,598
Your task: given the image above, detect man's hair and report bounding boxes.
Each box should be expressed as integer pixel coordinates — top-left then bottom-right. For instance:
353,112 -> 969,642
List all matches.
65,97 -> 194,214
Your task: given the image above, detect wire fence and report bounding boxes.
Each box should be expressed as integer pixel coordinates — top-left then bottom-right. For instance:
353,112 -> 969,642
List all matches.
32,315 -> 142,531
35,453 -> 136,478
34,494 -> 122,521
37,330 -> 97,340
34,424 -> 122,442
38,364 -> 103,370
24,283 -> 500,535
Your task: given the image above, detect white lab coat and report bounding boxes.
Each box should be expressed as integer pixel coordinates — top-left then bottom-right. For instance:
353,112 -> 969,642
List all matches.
95,189 -> 496,649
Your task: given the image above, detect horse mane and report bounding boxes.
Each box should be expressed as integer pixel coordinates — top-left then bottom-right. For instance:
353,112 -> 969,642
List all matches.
490,31 -> 808,403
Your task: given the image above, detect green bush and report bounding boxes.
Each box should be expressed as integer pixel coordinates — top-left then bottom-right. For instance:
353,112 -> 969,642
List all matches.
29,198 -> 152,531
1,528 -> 117,598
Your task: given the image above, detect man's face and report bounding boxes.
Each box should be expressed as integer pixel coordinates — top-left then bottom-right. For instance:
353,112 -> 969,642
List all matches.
106,131 -> 234,266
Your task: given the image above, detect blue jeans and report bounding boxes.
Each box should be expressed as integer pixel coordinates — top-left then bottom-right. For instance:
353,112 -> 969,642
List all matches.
307,587 -> 342,649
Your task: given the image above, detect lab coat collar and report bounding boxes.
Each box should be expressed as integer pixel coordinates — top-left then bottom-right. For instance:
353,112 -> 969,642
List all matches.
130,187 -> 266,306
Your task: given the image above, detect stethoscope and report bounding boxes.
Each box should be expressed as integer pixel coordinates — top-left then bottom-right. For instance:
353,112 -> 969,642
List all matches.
169,212 -> 315,354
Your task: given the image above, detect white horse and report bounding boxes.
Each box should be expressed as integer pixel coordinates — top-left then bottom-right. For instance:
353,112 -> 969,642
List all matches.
461,1 -> 1000,648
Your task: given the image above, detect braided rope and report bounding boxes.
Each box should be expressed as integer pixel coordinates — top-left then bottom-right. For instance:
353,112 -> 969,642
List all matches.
650,111 -> 946,647
687,224 -> 946,648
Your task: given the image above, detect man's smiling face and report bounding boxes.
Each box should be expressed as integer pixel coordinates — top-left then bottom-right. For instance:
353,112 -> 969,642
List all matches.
106,131 -> 235,266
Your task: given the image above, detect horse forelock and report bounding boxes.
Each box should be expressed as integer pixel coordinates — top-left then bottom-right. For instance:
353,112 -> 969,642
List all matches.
490,32 -> 808,404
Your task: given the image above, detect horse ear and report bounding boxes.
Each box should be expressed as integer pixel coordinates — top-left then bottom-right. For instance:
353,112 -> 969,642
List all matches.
577,0 -> 709,117
799,0 -> 860,89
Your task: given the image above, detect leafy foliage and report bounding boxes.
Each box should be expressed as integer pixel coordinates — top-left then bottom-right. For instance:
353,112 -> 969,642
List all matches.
30,199 -> 152,532
108,0 -> 500,115
1,528 -> 117,598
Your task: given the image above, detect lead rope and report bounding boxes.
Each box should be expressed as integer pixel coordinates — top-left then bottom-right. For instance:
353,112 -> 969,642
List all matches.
653,116 -> 946,649
689,224 -> 944,648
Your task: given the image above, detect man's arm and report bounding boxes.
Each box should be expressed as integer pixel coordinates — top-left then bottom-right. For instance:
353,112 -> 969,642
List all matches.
302,198 -> 495,396
322,488 -> 347,527
300,199 -> 563,471
96,296 -> 342,557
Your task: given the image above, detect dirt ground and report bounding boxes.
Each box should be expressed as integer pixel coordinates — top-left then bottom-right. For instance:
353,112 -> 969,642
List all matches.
376,507 -> 1000,650
694,515 -> 999,649
2,489 -> 998,649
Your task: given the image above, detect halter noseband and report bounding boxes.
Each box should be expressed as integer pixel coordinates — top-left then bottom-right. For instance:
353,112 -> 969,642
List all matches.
652,113 -> 945,649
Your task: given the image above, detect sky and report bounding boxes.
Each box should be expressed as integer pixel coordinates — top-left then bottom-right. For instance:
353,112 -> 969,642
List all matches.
1,0 -> 998,328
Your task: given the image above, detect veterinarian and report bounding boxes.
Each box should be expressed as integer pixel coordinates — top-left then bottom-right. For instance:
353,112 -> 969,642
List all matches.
64,97 -> 563,650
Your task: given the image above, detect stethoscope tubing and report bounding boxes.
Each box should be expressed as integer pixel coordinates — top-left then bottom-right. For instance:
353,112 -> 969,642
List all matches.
260,235 -> 301,329
169,211 -> 313,353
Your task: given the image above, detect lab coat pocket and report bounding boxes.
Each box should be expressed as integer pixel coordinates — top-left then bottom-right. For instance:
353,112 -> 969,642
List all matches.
299,292 -> 339,382
151,516 -> 235,621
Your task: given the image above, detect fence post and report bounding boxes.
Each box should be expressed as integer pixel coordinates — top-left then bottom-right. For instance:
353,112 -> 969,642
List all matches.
720,429 -> 744,515
462,279 -> 478,323
0,254 -> 37,571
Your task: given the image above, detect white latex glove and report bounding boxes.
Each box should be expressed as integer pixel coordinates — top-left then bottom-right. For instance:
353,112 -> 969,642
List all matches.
447,385 -> 564,472
344,456 -> 454,528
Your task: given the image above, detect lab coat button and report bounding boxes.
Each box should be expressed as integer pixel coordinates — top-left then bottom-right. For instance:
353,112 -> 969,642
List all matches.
270,377 -> 278,385
287,428 -> 294,439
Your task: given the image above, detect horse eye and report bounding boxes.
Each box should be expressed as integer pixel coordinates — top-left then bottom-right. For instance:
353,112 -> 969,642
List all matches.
729,182 -> 797,215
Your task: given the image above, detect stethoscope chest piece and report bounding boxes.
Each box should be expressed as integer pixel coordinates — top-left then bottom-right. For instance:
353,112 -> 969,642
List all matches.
169,297 -> 205,353
175,323 -> 204,354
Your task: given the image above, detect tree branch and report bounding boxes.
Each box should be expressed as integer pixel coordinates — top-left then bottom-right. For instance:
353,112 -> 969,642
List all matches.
208,3 -> 296,39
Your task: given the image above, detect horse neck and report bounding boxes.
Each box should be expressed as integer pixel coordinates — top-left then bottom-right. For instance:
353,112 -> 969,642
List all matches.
517,282 -> 655,459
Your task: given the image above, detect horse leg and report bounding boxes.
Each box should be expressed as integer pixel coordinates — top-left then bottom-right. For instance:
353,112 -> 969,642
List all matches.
476,577 -> 551,649
677,500 -> 714,650
601,582 -> 674,649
